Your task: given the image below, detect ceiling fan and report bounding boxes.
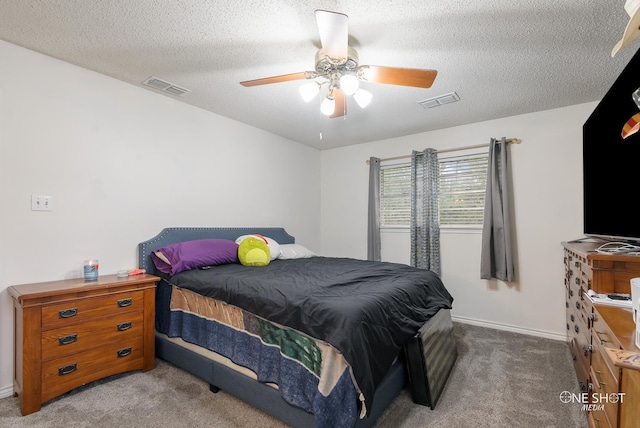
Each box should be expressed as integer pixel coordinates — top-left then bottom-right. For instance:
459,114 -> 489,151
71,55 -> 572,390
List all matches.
240,10 -> 438,118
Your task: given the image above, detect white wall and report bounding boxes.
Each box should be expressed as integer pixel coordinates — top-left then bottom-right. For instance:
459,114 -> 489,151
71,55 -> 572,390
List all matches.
320,102 -> 594,339
0,40 -> 321,396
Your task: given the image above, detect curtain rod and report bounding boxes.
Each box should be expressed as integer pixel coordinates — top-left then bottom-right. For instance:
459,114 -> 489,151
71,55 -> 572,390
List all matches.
365,138 -> 521,164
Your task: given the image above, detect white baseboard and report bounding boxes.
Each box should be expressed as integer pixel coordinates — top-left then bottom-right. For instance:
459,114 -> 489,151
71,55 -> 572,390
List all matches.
452,315 -> 566,342
0,384 -> 14,399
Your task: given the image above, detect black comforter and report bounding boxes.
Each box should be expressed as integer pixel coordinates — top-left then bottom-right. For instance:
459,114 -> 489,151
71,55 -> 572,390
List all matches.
169,256 -> 453,414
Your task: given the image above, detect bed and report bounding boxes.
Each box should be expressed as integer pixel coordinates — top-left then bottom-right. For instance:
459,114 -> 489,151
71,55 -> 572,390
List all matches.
138,227 -> 457,427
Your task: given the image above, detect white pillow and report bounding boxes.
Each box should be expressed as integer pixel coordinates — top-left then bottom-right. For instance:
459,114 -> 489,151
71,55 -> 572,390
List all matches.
278,244 -> 316,260
235,234 -> 281,261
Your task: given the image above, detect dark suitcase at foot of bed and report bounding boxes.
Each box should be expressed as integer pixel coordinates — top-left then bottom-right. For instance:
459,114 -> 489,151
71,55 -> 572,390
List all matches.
404,309 -> 457,409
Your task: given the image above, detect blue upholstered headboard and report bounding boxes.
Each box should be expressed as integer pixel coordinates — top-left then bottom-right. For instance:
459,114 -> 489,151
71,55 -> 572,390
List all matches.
137,227 -> 295,274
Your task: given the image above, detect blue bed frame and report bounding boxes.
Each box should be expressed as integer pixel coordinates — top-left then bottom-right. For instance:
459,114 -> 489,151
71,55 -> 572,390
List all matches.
138,227 -> 452,427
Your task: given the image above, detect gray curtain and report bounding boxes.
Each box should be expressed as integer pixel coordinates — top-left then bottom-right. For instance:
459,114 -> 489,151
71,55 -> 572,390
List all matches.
410,149 -> 441,275
480,138 -> 515,281
367,157 -> 381,261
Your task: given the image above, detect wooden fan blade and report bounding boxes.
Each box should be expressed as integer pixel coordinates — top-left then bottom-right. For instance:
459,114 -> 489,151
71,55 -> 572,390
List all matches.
330,89 -> 346,118
315,10 -> 348,60
359,65 -> 438,88
240,72 -> 311,87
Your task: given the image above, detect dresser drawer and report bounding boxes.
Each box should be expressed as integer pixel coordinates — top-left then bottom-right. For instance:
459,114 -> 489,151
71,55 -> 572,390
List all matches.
570,337 -> 590,393
41,336 -> 143,403
592,336 -> 619,383
582,291 -> 593,318
42,311 -> 144,362
591,345 -> 619,427
42,291 -> 143,330
592,311 -> 622,350
589,405 -> 613,428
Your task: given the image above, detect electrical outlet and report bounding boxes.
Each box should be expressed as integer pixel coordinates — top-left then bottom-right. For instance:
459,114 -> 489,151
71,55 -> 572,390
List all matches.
31,195 -> 53,211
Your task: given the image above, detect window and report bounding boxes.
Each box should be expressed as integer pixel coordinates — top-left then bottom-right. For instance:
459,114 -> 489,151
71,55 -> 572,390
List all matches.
380,164 -> 412,226
438,154 -> 488,226
379,153 -> 488,228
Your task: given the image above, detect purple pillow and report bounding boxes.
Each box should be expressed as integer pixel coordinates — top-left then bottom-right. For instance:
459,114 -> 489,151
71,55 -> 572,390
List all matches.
151,239 -> 239,275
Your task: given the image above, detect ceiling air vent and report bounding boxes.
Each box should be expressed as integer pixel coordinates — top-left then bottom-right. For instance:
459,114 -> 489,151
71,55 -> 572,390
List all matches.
142,76 -> 191,97
418,91 -> 460,109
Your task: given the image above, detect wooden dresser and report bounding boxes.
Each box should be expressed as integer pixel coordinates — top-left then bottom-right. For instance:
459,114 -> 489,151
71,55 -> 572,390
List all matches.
8,274 -> 159,416
563,241 -> 640,428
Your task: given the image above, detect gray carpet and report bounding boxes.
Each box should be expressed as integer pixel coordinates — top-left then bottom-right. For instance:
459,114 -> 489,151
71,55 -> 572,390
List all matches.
0,323 -> 588,427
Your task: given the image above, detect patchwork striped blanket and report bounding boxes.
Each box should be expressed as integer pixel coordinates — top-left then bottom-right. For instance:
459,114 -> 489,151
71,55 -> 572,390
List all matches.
160,283 -> 361,427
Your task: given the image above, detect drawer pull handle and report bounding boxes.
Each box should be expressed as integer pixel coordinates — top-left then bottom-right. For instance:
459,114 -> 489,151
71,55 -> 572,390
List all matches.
59,308 -> 78,318
117,347 -> 132,358
575,277 -> 580,285
574,324 -> 579,333
117,322 -> 132,331
595,331 -> 607,343
117,298 -> 132,308
58,334 -> 78,346
58,363 -> 77,376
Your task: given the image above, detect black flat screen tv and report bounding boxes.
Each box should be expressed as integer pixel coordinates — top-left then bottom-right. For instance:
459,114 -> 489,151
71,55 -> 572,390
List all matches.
583,47 -> 640,242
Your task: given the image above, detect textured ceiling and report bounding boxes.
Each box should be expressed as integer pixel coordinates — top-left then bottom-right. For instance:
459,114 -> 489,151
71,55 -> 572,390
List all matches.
0,1 -> 637,150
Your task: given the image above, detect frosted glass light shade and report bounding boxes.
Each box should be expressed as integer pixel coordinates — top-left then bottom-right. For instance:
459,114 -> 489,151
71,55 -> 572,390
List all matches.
339,74 -> 359,95
320,96 -> 335,116
299,82 -> 320,102
353,89 -> 372,108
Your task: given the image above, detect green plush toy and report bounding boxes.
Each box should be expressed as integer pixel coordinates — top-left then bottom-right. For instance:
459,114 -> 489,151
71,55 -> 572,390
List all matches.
238,236 -> 271,267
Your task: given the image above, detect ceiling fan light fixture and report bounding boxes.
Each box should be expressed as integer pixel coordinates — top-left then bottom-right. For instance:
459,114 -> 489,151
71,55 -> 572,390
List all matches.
339,74 -> 359,95
353,89 -> 372,108
239,10 -> 438,119
299,81 -> 320,102
320,96 -> 336,116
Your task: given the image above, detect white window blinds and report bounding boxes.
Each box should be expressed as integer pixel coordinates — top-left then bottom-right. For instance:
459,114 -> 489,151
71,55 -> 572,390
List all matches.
438,154 -> 488,226
379,152 -> 488,227
380,164 -> 411,226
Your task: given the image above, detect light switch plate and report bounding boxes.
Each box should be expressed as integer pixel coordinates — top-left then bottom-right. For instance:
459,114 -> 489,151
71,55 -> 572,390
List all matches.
31,195 -> 53,211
